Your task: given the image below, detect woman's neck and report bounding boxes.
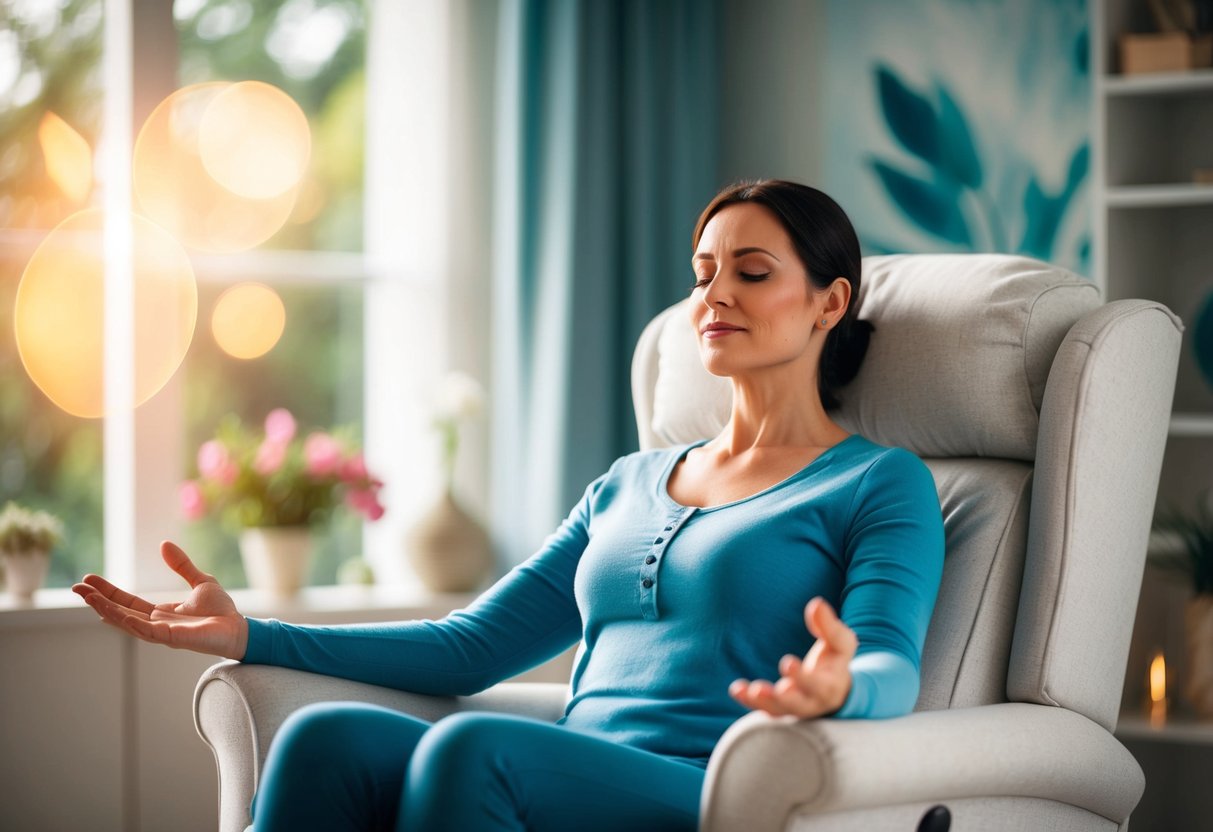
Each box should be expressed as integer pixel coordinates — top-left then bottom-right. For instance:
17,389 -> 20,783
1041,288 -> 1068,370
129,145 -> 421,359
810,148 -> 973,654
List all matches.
713,375 -> 848,455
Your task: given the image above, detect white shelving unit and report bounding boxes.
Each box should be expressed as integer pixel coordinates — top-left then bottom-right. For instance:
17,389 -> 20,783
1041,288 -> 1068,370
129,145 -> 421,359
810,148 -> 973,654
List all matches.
1094,3 -> 1213,828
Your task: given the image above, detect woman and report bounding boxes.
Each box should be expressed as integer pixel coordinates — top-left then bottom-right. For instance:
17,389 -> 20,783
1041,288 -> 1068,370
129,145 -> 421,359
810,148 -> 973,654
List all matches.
74,179 -> 945,831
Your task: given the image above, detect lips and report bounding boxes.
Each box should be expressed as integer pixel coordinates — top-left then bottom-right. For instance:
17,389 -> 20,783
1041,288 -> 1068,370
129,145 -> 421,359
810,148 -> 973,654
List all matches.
701,321 -> 745,338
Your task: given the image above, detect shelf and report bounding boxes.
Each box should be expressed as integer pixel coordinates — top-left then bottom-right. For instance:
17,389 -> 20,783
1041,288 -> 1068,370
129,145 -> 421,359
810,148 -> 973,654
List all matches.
1171,413 -> 1213,437
1116,712 -> 1213,745
1103,69 -> 1213,97
1106,183 -> 1213,208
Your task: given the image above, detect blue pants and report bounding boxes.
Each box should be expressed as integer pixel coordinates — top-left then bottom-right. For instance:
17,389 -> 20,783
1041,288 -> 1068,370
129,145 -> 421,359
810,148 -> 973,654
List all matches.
251,702 -> 706,831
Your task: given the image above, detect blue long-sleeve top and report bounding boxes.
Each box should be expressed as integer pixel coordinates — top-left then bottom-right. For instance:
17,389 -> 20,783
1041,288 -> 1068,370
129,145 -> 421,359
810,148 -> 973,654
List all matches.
243,434 -> 945,767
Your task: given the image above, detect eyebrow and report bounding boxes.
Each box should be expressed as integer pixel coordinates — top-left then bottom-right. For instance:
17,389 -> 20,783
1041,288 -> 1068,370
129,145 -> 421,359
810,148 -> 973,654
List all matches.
692,247 -> 781,262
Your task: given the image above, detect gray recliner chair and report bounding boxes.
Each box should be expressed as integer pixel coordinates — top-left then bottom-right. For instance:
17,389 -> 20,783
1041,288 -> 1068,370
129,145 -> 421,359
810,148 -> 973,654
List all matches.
195,253 -> 1182,831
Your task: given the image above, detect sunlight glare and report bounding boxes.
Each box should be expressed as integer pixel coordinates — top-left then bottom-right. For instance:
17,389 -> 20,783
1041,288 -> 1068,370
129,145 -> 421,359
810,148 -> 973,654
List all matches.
134,83 -> 298,252
38,111 -> 93,204
211,282 -> 287,360
14,210 -> 198,418
198,80 -> 311,200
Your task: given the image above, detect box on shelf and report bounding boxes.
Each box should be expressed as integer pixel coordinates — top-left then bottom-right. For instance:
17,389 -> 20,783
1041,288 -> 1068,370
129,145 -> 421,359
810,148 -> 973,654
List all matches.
1119,32 -> 1213,74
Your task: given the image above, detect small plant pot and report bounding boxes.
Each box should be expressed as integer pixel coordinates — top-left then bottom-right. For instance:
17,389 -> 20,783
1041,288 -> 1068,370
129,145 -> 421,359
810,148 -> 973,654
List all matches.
2,549 -> 50,600
239,527 -> 313,597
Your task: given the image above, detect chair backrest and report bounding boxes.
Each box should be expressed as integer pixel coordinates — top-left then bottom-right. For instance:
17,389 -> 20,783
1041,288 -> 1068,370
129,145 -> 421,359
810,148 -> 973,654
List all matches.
631,253 -> 1182,730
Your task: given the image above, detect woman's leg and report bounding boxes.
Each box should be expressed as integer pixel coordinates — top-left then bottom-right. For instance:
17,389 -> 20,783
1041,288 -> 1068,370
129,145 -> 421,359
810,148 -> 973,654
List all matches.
397,711 -> 706,832
251,701 -> 431,832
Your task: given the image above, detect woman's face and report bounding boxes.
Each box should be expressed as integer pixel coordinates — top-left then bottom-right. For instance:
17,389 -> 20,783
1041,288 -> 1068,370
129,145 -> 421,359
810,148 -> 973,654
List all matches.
690,202 -> 844,380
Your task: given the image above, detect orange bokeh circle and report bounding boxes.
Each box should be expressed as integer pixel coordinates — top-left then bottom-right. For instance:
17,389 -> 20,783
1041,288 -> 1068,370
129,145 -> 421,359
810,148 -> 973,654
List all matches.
133,83 -> 301,253
211,282 -> 286,360
14,209 -> 198,418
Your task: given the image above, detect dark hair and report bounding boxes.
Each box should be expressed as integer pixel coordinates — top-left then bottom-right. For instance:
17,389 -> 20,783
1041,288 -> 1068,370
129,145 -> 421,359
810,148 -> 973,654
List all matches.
691,179 -> 873,411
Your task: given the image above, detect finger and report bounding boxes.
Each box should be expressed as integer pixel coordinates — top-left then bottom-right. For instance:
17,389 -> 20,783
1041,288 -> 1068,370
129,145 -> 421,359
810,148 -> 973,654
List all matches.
161,541 -> 213,589
747,679 -> 794,716
779,654 -> 802,678
80,589 -> 153,625
76,576 -> 156,616
805,597 -> 858,655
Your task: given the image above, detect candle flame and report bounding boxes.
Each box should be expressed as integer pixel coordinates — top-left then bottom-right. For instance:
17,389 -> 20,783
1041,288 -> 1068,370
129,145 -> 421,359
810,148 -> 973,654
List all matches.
1149,651 -> 1166,704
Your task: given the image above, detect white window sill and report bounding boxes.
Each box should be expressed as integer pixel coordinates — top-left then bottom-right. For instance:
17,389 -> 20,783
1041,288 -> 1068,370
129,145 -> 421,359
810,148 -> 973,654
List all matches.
0,583 -> 480,630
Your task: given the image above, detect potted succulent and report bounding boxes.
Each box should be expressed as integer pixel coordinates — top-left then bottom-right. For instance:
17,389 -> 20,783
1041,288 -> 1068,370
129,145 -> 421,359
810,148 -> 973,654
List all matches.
0,501 -> 64,599
1149,493 -> 1213,718
181,408 -> 385,596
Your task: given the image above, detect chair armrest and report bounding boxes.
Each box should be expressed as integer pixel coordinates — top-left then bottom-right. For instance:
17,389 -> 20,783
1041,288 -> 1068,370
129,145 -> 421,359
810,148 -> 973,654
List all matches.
700,702 -> 1144,832
193,660 -> 568,832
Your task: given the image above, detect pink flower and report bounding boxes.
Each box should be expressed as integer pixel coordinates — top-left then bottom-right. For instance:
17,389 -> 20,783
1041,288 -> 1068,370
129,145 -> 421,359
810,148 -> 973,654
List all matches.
254,440 -> 286,475
197,440 -> 238,486
179,481 -> 207,520
345,487 -> 386,521
339,452 -> 368,483
264,408 -> 297,445
304,432 -> 343,477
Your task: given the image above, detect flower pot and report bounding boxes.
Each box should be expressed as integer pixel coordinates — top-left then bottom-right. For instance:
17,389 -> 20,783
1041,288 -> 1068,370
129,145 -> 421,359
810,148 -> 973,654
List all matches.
406,491 -> 493,593
1185,594 -> 1213,719
2,549 -> 50,600
239,527 -> 313,597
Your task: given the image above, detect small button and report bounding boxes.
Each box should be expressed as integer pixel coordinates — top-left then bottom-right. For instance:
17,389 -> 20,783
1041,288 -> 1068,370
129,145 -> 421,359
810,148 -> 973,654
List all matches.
654,537 -> 664,544
642,578 -> 654,588
645,555 -> 656,565
663,525 -> 673,531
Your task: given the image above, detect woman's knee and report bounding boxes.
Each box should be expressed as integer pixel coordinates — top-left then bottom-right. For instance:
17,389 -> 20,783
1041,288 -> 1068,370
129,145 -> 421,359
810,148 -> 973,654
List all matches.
271,702 -> 375,766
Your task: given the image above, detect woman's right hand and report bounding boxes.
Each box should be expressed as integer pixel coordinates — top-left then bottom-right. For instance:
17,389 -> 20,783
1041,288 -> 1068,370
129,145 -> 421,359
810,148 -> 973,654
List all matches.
73,541 -> 249,660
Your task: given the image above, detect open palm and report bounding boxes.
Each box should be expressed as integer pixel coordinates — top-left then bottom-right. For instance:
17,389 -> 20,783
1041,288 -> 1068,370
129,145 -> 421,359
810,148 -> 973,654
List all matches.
73,541 -> 249,660
729,596 -> 857,718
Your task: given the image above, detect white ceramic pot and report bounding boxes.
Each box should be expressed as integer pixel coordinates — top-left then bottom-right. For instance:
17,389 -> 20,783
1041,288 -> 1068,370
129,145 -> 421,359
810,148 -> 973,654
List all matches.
406,490 -> 493,593
1185,594 -> 1213,719
3,549 -> 50,600
239,527 -> 313,597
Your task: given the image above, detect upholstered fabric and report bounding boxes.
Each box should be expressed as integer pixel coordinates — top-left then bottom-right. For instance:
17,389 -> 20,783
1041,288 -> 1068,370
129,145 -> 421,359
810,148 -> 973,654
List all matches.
646,254 -> 1101,460
699,704 -> 1144,832
1009,301 -> 1183,729
916,458 -> 1033,711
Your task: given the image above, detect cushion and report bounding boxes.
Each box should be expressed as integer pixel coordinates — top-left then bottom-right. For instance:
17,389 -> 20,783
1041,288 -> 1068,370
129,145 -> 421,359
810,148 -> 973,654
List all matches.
650,254 -> 1100,461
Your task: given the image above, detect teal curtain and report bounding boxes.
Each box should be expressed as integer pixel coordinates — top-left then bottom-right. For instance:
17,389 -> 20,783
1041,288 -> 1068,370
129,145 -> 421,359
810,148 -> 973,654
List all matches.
490,0 -> 720,566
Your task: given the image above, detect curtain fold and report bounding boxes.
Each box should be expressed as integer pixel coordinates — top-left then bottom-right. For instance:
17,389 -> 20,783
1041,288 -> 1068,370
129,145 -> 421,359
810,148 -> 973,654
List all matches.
490,0 -> 720,566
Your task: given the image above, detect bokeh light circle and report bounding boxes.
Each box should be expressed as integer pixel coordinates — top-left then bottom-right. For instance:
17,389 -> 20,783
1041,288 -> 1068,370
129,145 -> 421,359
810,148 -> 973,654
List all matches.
211,282 -> 286,360
133,83 -> 299,253
14,209 -> 198,418
38,112 -> 93,204
198,81 -> 311,200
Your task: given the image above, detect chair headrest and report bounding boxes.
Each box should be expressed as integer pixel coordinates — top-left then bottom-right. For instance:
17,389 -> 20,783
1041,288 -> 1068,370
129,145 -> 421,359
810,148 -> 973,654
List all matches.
649,254 -> 1100,461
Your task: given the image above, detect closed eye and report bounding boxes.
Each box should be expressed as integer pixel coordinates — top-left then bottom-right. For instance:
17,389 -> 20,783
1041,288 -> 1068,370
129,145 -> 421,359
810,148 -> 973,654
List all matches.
690,272 -> 771,291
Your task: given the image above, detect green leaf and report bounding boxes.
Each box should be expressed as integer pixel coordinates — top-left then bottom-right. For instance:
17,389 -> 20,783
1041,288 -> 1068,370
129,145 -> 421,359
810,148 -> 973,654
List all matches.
934,82 -> 983,190
876,65 -> 939,168
870,159 -> 973,247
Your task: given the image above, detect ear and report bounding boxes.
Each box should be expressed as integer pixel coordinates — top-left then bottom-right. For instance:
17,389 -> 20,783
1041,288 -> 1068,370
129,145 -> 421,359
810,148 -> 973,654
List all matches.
822,277 -> 852,318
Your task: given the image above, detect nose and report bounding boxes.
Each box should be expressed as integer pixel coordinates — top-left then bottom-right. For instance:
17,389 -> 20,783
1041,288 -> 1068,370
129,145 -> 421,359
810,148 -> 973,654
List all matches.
702,275 -> 733,308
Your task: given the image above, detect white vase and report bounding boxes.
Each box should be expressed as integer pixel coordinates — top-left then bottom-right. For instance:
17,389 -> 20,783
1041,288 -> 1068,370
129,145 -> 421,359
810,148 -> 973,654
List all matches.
239,527 -> 313,597
406,490 -> 493,593
1185,594 -> 1213,719
2,550 -> 50,600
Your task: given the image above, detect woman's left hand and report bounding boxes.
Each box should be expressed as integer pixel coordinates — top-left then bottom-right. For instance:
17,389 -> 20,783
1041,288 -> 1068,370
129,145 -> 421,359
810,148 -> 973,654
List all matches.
729,596 -> 857,718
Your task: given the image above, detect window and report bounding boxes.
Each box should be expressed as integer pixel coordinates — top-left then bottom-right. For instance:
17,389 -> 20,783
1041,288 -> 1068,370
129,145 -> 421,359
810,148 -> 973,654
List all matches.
2,0 -> 463,594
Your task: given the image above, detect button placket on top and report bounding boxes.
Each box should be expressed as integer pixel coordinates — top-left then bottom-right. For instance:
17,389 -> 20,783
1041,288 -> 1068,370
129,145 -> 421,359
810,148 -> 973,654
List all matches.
639,506 -> 696,620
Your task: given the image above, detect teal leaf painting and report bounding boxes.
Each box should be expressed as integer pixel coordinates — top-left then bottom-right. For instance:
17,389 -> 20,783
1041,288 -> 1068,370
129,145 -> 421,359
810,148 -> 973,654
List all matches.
870,159 -> 973,247
1195,292 -> 1213,389
876,66 -> 940,167
934,84 -> 983,189
1018,142 -> 1088,258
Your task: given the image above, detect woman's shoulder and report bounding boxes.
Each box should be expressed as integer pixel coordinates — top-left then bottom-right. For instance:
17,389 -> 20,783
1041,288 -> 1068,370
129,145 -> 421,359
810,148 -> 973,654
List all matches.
834,434 -> 935,489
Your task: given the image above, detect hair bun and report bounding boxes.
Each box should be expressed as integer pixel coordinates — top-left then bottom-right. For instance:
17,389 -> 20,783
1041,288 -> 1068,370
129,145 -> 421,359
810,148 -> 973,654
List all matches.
820,318 -> 873,411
